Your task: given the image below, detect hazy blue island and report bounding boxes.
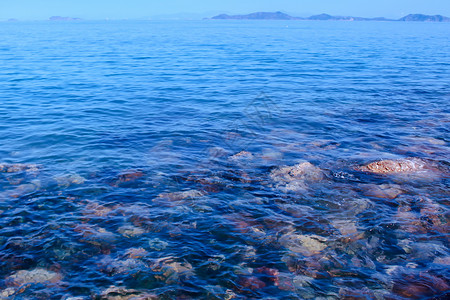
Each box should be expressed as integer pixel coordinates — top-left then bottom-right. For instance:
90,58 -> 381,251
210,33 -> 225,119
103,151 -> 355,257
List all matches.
210,11 -> 450,22
49,16 -> 82,21
211,12 -> 301,20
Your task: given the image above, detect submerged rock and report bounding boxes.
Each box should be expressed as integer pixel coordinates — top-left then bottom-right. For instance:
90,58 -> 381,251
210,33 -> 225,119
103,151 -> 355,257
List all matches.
100,258 -> 147,276
54,173 -> 86,187
124,247 -> 148,259
279,233 -> 328,256
339,287 -> 376,299
7,180 -> 40,198
359,158 -> 427,174
331,220 -> 358,237
434,256 -> 450,265
6,268 -> 62,286
113,170 -> 145,186
405,136 -> 446,146
82,201 -> 117,217
208,146 -> 230,158
238,276 -> 266,291
0,287 -> 16,298
157,189 -> 206,201
75,224 -> 117,247
229,151 -> 254,161
0,163 -> 40,174
362,183 -> 404,199
260,148 -> 283,162
392,272 -> 450,299
148,238 -> 168,251
99,286 -> 156,300
270,162 -> 324,192
151,257 -> 194,284
118,225 -> 146,238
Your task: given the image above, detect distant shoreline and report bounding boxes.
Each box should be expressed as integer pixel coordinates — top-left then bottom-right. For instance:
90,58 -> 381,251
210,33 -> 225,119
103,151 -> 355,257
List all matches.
208,12 -> 450,22
2,12 -> 450,22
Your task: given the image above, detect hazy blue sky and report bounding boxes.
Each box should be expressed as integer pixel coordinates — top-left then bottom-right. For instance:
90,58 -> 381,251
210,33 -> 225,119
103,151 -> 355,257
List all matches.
1,0 -> 450,20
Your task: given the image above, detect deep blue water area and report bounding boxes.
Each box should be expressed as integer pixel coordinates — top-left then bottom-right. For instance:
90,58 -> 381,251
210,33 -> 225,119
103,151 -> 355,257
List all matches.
0,20 -> 449,299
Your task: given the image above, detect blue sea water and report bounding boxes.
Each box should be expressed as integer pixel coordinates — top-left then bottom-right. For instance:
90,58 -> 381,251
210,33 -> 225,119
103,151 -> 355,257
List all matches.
0,20 -> 449,298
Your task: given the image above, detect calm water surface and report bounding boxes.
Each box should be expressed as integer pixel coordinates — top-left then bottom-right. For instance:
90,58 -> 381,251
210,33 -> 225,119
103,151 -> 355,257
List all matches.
0,20 -> 449,299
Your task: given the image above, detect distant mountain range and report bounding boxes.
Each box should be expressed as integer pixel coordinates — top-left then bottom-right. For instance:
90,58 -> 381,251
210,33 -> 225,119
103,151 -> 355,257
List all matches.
210,12 -> 450,22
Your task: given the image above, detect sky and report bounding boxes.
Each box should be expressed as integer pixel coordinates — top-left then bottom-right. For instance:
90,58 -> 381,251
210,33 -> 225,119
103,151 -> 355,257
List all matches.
1,0 -> 450,20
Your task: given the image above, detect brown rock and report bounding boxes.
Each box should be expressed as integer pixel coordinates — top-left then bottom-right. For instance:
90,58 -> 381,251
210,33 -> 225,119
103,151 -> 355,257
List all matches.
360,158 -> 427,174
238,276 -> 266,290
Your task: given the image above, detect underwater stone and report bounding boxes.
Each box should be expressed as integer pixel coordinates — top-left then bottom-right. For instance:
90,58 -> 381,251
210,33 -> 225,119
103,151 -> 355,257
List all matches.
100,257 -> 148,276
0,287 -> 16,299
330,219 -> 359,238
359,158 -> 427,174
118,225 -> 146,238
363,183 -> 404,199
392,272 -> 450,299
6,268 -> 62,286
148,238 -> 168,251
270,161 -> 323,192
75,224 -> 117,247
0,163 -> 40,173
124,247 -> 148,259
114,170 -> 145,186
54,174 -> 86,187
151,257 -> 194,284
433,256 -> 450,265
228,150 -> 254,161
99,286 -> 157,300
279,233 -> 328,256
157,189 -> 206,201
8,181 -> 40,198
238,276 -> 266,290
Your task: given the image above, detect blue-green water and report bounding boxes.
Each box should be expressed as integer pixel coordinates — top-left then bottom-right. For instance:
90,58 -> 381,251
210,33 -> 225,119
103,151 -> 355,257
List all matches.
0,20 -> 449,299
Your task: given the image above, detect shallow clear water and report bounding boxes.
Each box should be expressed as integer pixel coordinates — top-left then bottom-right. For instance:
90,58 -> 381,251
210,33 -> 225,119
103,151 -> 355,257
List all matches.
0,20 -> 449,299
